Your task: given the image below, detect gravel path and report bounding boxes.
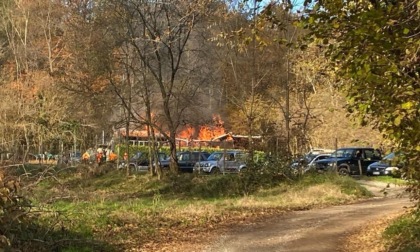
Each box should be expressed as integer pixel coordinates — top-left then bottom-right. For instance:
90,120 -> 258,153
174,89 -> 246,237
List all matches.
200,180 -> 411,252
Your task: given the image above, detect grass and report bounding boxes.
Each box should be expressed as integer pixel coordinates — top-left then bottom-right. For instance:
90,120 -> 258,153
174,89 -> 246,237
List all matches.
8,165 -> 375,251
383,210 -> 420,251
356,175 -> 419,252
364,175 -> 407,186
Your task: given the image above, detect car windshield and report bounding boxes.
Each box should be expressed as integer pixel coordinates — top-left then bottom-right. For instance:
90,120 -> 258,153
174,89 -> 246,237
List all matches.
312,155 -> 330,162
207,152 -> 223,161
382,152 -> 395,160
131,152 -> 142,159
305,154 -> 317,162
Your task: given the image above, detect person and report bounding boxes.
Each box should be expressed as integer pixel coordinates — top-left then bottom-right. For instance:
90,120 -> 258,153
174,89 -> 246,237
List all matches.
82,151 -> 90,164
123,152 -> 128,161
109,151 -> 117,162
62,152 -> 69,165
96,151 -> 103,164
101,149 -> 107,163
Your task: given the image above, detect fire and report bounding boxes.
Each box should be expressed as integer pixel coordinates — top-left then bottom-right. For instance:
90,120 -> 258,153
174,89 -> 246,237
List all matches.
177,126 -> 195,140
116,114 -> 230,146
177,114 -> 226,141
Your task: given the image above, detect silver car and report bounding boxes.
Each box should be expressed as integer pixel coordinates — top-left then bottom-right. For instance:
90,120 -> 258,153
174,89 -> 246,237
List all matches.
291,153 -> 331,174
193,151 -> 247,174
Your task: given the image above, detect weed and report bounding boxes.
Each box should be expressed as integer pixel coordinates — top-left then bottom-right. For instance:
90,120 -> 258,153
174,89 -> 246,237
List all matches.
152,190 -> 161,209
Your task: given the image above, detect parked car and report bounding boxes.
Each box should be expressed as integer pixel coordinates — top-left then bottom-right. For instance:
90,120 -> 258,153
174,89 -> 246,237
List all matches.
291,153 -> 332,173
305,148 -> 335,161
70,151 -> 82,164
122,151 -> 168,172
193,150 -> 248,174
161,151 -> 210,173
366,152 -> 402,176
314,147 -> 382,175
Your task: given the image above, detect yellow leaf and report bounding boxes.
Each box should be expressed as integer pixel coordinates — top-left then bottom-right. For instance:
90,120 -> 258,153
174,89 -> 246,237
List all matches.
401,101 -> 414,110
394,116 -> 402,126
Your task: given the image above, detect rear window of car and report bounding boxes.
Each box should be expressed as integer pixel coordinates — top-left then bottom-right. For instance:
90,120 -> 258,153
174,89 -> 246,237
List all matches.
179,152 -> 209,161
235,153 -> 247,161
333,149 -> 354,158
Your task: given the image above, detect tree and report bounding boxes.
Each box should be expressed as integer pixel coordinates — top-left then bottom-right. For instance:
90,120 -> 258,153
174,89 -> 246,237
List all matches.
58,0 -> 125,152
289,43 -> 385,151
211,0 -> 288,157
101,0 -> 216,174
303,0 -> 420,204
0,0 -> 76,159
51,0 -> 221,176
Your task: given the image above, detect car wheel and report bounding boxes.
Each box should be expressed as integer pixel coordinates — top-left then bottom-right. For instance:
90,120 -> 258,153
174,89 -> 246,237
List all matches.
210,167 -> 220,174
129,164 -> 137,173
338,166 -> 349,176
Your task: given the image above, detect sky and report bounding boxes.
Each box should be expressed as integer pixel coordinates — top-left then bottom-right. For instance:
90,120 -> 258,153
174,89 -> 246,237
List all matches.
237,0 -> 306,13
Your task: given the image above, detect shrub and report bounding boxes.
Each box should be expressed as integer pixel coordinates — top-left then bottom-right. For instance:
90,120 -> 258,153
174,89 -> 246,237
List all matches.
0,171 -> 31,249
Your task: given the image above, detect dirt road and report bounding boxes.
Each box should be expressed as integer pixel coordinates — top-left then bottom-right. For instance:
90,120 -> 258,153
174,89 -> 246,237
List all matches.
201,181 -> 411,252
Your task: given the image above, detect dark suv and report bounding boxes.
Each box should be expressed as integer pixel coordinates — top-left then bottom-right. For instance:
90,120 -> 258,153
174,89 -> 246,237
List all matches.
314,147 -> 382,175
126,151 -> 168,172
160,151 -> 210,173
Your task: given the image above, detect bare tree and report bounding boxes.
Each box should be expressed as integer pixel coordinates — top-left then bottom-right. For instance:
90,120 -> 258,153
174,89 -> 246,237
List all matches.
0,0 -> 74,160
102,0 -> 216,174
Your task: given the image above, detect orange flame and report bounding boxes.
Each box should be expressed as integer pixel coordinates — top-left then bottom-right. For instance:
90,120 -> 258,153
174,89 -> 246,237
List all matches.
177,126 -> 195,140
177,114 -> 226,141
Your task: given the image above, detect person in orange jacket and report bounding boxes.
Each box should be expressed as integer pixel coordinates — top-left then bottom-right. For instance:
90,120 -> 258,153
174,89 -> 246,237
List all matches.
82,151 -> 90,164
109,151 -> 117,162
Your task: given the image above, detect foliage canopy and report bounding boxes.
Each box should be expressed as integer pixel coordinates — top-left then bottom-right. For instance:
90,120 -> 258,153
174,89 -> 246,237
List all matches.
302,0 -> 420,204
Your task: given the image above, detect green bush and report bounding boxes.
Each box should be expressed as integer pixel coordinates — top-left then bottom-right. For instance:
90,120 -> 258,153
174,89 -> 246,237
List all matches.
115,144 -> 266,161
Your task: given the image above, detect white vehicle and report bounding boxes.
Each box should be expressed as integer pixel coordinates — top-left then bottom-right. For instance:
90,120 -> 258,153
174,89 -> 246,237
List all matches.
194,151 -> 247,174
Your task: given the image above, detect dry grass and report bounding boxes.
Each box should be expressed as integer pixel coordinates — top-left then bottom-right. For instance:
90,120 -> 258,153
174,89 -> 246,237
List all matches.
239,183 -> 362,209
339,211 -> 408,252
142,183 -> 360,224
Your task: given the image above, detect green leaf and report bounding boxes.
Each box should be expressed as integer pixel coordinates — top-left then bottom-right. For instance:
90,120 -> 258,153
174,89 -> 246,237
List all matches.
403,28 -> 410,35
